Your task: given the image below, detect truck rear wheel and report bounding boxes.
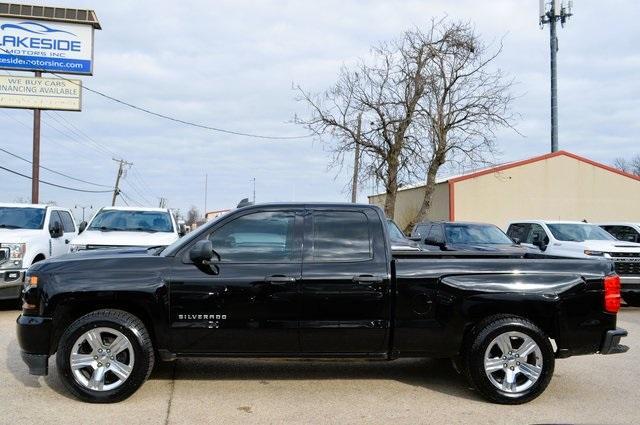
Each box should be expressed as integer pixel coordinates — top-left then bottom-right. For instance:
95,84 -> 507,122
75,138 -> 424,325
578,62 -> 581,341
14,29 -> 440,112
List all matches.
56,309 -> 155,403
464,316 -> 554,404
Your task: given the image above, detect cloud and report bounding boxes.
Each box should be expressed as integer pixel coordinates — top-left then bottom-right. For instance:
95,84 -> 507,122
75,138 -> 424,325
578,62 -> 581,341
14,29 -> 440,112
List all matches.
1,0 -> 638,218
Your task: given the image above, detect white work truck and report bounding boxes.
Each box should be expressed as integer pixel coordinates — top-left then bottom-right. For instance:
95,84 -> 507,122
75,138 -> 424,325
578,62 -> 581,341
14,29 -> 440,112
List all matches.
0,203 -> 77,300
70,206 -> 181,251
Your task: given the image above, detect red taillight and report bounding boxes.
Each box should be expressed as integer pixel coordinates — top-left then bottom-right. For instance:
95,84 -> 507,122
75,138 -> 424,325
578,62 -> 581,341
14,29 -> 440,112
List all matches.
604,274 -> 621,313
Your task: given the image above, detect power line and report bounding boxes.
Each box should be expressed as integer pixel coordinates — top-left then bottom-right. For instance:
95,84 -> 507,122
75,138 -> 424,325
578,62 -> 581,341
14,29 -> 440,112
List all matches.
0,47 -> 311,140
0,164 -> 112,193
0,109 -> 111,164
121,178 -> 152,206
50,111 -> 121,158
119,191 -> 142,207
46,111 -> 115,158
0,146 -> 112,188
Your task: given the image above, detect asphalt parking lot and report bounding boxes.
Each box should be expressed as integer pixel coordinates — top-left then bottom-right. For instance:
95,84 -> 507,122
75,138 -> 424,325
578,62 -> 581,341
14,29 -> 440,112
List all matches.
0,303 -> 638,425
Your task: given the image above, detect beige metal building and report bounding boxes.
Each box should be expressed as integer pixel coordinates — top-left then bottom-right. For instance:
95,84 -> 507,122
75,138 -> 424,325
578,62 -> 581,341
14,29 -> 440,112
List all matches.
368,150 -> 640,230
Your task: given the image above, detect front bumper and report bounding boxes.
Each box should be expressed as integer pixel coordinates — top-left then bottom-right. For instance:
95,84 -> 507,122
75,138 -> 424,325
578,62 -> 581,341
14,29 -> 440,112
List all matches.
0,269 -> 25,300
620,276 -> 640,293
16,315 -> 52,375
600,328 -> 629,355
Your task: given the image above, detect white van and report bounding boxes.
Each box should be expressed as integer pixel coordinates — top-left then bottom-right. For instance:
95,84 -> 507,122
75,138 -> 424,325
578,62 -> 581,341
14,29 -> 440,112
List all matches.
506,220 -> 640,305
0,203 -> 77,300
70,206 -> 180,251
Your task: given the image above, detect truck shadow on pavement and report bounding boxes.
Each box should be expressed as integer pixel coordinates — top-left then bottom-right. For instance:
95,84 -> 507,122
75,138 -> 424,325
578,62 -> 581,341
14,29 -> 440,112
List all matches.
151,356 -> 482,402
6,334 -> 480,402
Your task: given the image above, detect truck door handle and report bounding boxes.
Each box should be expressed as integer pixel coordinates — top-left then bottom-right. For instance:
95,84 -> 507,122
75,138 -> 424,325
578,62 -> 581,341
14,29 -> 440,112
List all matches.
265,275 -> 297,284
353,275 -> 384,285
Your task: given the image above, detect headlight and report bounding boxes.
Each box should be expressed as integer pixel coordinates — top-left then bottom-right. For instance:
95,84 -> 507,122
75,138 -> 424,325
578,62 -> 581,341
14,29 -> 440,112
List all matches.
584,250 -> 605,256
1,243 -> 26,260
69,244 -> 86,252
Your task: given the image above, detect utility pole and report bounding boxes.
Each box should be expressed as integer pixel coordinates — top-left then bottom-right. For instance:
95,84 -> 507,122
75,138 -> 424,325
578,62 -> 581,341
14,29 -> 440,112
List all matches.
351,113 -> 362,203
158,197 -> 167,208
111,158 -> 132,206
540,0 -> 573,153
204,173 -> 208,215
31,71 -> 42,203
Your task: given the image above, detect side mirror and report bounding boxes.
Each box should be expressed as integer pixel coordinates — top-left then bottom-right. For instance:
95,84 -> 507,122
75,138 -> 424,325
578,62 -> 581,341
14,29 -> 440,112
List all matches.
512,237 -> 521,245
408,236 -> 422,242
178,223 -> 186,237
532,234 -> 547,251
78,221 -> 87,234
49,222 -> 63,238
189,240 -> 214,264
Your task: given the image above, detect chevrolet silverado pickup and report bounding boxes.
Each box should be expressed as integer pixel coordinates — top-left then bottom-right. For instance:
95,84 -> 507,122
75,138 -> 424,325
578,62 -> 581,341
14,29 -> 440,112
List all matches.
17,203 -> 628,404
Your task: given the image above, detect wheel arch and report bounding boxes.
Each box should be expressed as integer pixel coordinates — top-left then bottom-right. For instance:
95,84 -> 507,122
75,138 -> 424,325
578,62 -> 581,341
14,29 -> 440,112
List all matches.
50,301 -> 160,356
458,299 -> 559,357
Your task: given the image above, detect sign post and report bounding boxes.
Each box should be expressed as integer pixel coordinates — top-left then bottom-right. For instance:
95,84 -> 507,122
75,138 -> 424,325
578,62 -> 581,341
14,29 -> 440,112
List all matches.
32,70 -> 40,203
0,3 -> 101,203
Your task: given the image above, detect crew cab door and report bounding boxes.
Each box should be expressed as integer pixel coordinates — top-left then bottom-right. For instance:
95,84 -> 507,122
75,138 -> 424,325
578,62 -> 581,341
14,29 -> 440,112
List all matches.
168,208 -> 303,353
300,207 -> 390,354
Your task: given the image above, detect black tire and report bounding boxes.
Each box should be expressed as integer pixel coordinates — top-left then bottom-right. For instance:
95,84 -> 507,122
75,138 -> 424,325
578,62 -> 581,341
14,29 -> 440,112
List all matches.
56,309 -> 155,403
463,315 -> 555,404
623,293 -> 640,307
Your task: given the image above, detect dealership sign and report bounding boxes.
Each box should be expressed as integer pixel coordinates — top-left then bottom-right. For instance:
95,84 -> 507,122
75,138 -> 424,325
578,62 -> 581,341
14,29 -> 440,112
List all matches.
0,17 -> 94,75
0,74 -> 81,111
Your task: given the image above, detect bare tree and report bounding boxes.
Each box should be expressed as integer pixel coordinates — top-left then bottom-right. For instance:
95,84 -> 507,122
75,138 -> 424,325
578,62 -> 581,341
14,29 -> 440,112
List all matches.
614,155 -> 640,176
296,19 -> 515,222
295,31 -> 431,217
186,206 -> 201,227
408,20 -> 516,230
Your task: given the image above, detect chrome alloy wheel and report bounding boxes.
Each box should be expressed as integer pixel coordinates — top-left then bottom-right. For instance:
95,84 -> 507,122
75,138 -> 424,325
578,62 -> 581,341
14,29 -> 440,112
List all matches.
484,331 -> 543,395
69,327 -> 135,391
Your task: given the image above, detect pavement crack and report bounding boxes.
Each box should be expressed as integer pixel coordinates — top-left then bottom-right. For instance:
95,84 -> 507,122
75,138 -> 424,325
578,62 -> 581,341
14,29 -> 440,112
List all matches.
164,360 -> 177,425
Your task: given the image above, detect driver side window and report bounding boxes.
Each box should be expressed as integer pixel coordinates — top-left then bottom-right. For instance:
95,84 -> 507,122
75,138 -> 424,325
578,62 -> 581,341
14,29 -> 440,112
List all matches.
208,211 -> 299,263
426,224 -> 445,244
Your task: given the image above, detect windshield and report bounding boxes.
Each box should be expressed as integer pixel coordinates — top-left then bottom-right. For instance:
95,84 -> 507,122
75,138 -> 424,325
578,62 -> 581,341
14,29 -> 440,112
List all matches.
0,207 -> 46,230
547,223 -> 615,242
386,220 -> 406,240
444,223 -> 513,244
88,210 -> 174,233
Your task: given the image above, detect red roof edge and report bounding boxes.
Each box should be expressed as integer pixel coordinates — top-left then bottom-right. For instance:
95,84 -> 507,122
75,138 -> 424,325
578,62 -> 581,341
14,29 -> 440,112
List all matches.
448,150 -> 640,184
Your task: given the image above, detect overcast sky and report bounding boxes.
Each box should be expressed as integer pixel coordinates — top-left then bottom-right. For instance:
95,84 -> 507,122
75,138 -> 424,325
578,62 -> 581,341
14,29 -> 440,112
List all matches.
1,0 -> 638,220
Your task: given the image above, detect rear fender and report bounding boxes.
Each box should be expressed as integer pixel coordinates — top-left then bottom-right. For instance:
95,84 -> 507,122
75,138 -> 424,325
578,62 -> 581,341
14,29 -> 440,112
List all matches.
441,273 -> 586,352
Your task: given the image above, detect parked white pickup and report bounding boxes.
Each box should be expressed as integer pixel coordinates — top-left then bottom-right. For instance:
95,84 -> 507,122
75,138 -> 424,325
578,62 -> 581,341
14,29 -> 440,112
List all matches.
70,206 -> 181,251
506,220 -> 640,305
0,203 -> 78,300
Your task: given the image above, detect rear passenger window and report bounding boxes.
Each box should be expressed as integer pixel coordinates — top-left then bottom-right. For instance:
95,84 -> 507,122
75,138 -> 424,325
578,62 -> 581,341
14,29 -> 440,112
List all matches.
311,211 -> 371,261
58,211 -> 76,233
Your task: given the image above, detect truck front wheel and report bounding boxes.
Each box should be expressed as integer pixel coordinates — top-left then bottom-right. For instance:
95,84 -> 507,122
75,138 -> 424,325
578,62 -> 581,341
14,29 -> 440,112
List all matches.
56,309 -> 155,403
464,316 -> 554,404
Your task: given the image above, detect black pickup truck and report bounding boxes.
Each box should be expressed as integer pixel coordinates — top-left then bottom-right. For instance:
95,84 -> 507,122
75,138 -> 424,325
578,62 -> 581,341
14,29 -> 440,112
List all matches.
17,203 -> 628,404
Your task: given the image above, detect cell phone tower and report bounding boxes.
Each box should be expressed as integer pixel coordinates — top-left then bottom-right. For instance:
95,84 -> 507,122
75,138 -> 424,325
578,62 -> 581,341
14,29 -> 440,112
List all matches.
539,0 -> 574,153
